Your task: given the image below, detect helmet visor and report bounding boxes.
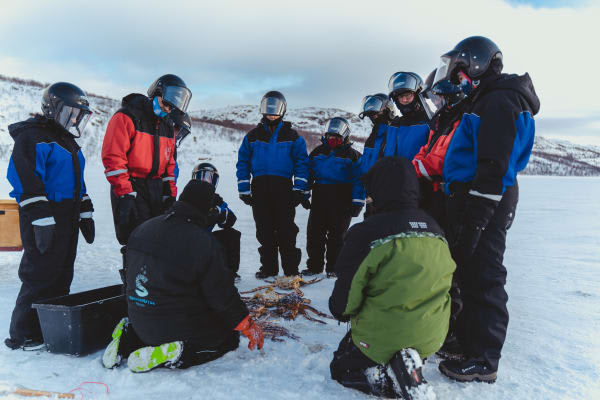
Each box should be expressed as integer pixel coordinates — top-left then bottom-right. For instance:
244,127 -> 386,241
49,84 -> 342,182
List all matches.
433,56 -> 453,87
192,169 -> 219,189
419,90 -> 446,121
260,97 -> 286,116
388,73 -> 420,95
163,85 -> 192,112
361,96 -> 385,114
56,105 -> 92,137
326,119 -> 350,138
175,125 -> 191,148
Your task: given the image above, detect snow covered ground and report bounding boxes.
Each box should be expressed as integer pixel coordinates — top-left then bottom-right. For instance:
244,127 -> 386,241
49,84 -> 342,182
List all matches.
1,154 -> 599,399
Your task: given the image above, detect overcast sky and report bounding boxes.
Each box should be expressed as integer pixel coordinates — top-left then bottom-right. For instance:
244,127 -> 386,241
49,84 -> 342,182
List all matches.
1,0 -> 599,143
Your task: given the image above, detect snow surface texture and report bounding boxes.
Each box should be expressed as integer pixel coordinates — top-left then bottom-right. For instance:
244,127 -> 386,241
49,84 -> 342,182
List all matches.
1,152 -> 600,399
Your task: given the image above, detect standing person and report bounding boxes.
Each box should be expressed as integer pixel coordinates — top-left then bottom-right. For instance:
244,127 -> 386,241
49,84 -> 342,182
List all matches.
357,93 -> 395,217
102,179 -> 263,372
432,36 -> 539,382
101,74 -> 192,284
385,71 -> 430,160
411,68 -> 469,361
191,162 -> 241,281
328,157 -> 455,398
301,118 -> 364,279
236,91 -> 309,279
5,82 -> 95,350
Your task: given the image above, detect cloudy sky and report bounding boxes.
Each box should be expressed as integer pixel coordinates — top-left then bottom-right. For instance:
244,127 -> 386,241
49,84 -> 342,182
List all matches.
1,0 -> 599,144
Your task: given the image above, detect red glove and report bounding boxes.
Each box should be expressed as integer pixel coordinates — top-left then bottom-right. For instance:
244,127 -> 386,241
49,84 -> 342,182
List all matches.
235,315 -> 264,351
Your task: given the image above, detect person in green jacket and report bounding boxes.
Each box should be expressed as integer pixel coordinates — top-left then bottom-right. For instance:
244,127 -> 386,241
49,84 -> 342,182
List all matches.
328,156 -> 455,399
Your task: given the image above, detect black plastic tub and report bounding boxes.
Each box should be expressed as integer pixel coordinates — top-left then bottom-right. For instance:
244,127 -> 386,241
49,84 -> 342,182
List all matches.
32,284 -> 127,356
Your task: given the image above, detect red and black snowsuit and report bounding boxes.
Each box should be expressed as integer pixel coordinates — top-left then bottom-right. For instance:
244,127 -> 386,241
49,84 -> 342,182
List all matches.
102,94 -> 177,246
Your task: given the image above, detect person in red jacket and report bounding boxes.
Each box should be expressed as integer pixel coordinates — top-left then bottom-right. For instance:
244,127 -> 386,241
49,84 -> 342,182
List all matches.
101,74 -> 192,283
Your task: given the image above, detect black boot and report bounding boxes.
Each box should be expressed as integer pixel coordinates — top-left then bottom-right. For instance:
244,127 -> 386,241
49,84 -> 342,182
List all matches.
388,348 -> 427,399
439,357 -> 497,383
4,336 -> 45,351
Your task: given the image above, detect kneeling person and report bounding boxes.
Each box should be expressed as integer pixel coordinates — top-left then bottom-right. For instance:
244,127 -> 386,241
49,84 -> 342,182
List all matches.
102,179 -> 263,372
328,157 -> 455,398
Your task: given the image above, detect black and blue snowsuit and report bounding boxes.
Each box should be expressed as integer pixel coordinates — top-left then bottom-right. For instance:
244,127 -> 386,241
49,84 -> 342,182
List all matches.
305,139 -> 364,273
360,121 -> 429,216
236,119 -> 309,276
6,116 -> 93,343
444,73 -> 539,371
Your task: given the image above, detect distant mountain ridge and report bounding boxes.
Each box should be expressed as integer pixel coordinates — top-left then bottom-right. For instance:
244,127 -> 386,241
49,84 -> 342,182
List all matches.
1,74 -> 599,176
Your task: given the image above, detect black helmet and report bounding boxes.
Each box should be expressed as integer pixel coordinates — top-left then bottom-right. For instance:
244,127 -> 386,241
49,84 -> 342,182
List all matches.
422,68 -> 467,119
324,117 -> 351,141
171,110 -> 192,148
147,74 -> 192,113
260,90 -> 287,117
359,93 -> 395,120
433,36 -> 503,86
192,162 -> 219,189
41,82 -> 92,138
388,72 -> 425,118
388,72 -> 423,98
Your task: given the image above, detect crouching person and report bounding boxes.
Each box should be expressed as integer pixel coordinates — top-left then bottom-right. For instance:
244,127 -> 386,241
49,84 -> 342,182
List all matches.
102,179 -> 263,372
328,157 -> 455,398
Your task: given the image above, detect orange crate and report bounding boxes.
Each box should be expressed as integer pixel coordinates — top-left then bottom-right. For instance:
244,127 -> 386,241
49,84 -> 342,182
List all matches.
0,199 -> 23,251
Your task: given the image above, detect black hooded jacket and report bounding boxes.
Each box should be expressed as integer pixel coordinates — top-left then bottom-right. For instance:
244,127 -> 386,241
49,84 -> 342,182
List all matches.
126,201 -> 248,346
329,157 -> 445,321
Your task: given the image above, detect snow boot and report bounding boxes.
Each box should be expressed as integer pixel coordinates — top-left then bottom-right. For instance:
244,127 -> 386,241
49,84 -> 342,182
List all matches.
300,268 -> 321,277
364,364 -> 398,398
388,348 -> 432,399
436,334 -> 465,361
102,317 -> 129,368
255,270 -> 277,280
127,341 -> 184,373
439,358 -> 497,383
4,337 -> 45,351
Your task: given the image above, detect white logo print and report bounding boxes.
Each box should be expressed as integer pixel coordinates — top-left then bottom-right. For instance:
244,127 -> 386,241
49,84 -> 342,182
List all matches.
135,265 -> 149,297
409,221 -> 428,229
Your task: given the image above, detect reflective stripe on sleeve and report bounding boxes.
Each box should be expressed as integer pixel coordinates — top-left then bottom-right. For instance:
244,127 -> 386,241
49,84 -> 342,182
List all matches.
238,179 -> 250,184
468,190 -> 502,202
105,169 -> 128,177
294,177 -> 308,183
80,212 -> 93,219
19,196 -> 48,207
352,198 -> 366,204
416,160 -> 431,181
162,177 -> 175,182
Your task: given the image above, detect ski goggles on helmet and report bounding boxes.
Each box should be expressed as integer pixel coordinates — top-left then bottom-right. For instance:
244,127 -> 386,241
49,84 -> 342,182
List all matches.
260,96 -> 286,116
388,72 -> 421,97
359,95 -> 385,119
325,117 -> 350,140
192,168 -> 219,189
56,105 -> 92,138
162,85 -> 192,113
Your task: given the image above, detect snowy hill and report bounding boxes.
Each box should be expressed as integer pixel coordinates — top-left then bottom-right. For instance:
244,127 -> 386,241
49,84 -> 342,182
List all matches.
1,74 -> 600,175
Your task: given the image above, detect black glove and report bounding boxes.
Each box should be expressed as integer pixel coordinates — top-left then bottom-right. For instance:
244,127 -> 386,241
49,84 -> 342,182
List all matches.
364,202 -> 375,219
116,193 -> 138,245
300,197 -> 311,210
347,204 -> 363,218
162,196 -> 176,212
33,223 -> 55,254
206,209 -> 223,227
239,194 -> 253,206
79,218 -> 95,244
213,193 -> 224,207
220,209 -> 237,229
450,194 -> 497,265
292,190 -> 306,208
